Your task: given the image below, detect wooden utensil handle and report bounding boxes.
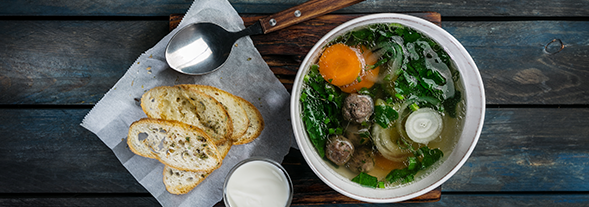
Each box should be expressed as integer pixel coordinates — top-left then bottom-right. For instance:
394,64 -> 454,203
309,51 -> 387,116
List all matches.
259,0 -> 364,34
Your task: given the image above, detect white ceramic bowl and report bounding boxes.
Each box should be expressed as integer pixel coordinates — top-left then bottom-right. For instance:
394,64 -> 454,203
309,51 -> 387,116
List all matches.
290,13 -> 485,203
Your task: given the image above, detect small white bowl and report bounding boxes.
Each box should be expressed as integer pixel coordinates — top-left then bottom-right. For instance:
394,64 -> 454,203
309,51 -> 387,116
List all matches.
223,158 -> 293,207
290,13 -> 485,203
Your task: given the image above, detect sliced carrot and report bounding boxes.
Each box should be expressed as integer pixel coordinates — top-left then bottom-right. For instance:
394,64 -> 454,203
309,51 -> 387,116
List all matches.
339,67 -> 379,93
339,45 -> 381,93
318,43 -> 362,86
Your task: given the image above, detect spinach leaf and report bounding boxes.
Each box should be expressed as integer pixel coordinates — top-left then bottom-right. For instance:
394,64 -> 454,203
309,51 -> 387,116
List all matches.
300,65 -> 345,157
417,147 -> 444,169
387,26 -> 460,111
386,168 -> 416,184
352,29 -> 374,42
385,146 -> 444,184
301,92 -> 328,157
352,172 -> 379,188
373,99 -> 399,128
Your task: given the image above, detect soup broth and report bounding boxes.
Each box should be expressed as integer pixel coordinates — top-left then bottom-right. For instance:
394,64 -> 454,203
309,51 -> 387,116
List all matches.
300,23 -> 465,188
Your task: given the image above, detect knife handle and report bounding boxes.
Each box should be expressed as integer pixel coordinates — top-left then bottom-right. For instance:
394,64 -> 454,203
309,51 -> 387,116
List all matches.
259,0 -> 365,34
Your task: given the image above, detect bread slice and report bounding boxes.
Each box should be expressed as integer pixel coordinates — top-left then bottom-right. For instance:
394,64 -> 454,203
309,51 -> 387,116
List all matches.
127,118 -> 222,172
233,96 -> 265,145
134,85 -> 263,194
141,85 -> 233,144
179,84 -> 250,142
163,165 -> 210,195
162,139 -> 233,194
215,139 -> 233,158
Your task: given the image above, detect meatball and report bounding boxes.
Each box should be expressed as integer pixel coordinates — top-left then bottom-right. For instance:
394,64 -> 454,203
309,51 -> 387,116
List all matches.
345,124 -> 372,146
342,93 -> 374,123
346,146 -> 375,173
325,135 -> 354,166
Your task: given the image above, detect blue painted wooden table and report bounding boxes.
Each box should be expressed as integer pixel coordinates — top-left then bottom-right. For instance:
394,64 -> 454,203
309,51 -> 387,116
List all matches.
1,0 -> 589,206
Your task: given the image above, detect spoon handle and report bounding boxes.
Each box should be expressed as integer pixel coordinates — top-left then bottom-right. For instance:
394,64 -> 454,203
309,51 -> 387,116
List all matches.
259,0 -> 365,34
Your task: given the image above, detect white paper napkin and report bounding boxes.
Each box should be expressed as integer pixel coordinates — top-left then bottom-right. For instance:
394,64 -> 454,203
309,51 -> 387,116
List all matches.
81,0 -> 294,206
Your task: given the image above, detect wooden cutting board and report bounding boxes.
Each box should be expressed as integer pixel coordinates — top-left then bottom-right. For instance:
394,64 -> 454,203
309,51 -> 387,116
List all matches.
170,12 -> 443,205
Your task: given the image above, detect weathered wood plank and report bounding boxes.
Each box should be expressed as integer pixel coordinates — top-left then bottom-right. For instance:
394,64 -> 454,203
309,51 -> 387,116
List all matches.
170,12 -> 442,38
0,196 -> 159,206
2,194 -> 589,207
444,21 -> 589,105
0,20 -> 169,105
1,108 -> 588,194
1,0 -> 588,17
0,109 -> 147,193
445,107 -> 589,192
1,19 -> 588,105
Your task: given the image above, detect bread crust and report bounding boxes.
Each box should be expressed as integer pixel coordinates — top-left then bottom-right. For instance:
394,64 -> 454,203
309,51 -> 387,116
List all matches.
232,96 -> 265,145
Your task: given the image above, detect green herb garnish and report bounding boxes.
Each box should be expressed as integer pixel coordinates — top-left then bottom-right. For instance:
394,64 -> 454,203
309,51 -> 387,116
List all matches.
300,65 -> 346,157
352,172 -> 379,188
373,99 -> 399,128
385,146 -> 443,184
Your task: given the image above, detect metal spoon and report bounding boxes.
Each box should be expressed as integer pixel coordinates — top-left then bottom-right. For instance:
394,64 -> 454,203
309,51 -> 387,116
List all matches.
165,0 -> 365,75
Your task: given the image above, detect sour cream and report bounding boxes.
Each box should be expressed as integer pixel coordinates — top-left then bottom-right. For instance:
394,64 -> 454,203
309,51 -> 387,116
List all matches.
224,159 -> 293,207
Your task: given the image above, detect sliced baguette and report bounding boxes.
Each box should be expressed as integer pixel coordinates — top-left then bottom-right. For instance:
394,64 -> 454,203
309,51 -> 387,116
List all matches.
214,139 -> 233,159
162,139 -> 233,194
134,84 -> 263,194
141,85 -> 233,144
127,118 -> 222,172
233,96 -> 265,145
179,84 -> 250,142
163,165 -> 210,195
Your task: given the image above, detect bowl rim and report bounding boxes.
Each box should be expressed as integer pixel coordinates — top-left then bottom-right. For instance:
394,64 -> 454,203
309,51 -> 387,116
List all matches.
290,13 -> 485,203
